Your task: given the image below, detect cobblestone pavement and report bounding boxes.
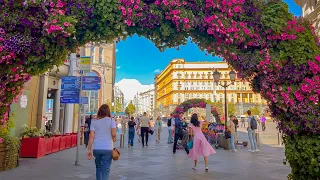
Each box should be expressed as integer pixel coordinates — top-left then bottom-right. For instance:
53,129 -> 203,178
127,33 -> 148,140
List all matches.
0,123 -> 289,180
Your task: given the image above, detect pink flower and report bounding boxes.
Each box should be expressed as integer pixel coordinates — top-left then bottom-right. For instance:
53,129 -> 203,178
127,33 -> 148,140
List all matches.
0,138 -> 3,144
58,10 -> 65,15
0,46 -> 3,52
183,1 -> 187,5
64,22 -> 70,27
239,22 -> 245,27
12,67 -> 18,72
134,5 -> 139,9
183,18 -> 189,23
316,56 -> 320,63
52,19 -> 57,23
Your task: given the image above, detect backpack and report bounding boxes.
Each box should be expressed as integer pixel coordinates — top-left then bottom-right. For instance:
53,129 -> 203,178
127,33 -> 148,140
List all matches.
250,116 -> 257,130
167,118 -> 172,127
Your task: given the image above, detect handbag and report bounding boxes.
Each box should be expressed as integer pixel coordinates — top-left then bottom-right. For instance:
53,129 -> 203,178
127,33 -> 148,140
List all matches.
225,131 -> 231,139
112,148 -> 120,161
187,141 -> 193,150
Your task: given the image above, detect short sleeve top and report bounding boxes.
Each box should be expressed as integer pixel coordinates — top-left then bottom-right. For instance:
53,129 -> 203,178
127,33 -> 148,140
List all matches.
90,117 -> 116,150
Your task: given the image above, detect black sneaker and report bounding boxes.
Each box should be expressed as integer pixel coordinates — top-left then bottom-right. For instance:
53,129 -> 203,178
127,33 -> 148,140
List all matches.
146,144 -> 148,147
173,152 -> 176,154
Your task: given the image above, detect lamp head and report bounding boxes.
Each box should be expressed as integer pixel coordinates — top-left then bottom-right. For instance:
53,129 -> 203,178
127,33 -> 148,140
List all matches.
229,70 -> 236,82
213,69 -> 221,83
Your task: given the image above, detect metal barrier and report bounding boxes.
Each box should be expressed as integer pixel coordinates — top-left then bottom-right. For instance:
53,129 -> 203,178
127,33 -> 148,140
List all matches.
120,134 -> 124,148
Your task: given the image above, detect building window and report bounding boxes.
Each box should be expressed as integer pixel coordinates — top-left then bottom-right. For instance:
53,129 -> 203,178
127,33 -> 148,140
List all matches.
99,47 -> 103,63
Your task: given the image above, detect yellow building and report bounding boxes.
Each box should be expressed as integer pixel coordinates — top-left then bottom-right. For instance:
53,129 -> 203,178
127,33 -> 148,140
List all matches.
295,0 -> 320,34
154,59 -> 267,115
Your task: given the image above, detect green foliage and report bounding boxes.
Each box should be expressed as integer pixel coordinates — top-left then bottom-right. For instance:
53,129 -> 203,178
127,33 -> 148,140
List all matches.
125,101 -> 136,116
249,105 -> 261,115
228,103 -> 236,116
260,1 -> 293,34
19,125 -> 44,138
0,125 -> 19,170
284,135 -> 320,180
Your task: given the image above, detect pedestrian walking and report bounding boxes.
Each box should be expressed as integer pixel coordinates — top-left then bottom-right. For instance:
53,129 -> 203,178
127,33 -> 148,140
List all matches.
241,116 -> 246,128
121,117 -> 127,135
247,110 -> 260,152
167,114 -> 174,144
87,104 -> 117,180
138,112 -> 151,147
135,117 -> 141,142
227,115 -> 237,152
84,115 -> 93,148
127,117 -> 136,148
188,113 -> 216,171
261,114 -> 267,132
154,116 -> 162,142
173,112 -> 189,154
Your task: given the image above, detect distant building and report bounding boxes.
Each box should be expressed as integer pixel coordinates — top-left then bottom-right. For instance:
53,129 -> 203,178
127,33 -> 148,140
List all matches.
154,59 -> 267,116
133,89 -> 155,117
294,0 -> 320,34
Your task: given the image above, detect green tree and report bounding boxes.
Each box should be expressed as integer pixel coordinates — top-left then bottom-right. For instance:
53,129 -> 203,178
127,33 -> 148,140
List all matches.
249,105 -> 261,115
125,101 -> 136,116
227,103 -> 236,116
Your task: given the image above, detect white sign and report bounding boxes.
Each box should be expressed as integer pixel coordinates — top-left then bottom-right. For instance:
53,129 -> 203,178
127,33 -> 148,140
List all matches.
20,95 -> 28,108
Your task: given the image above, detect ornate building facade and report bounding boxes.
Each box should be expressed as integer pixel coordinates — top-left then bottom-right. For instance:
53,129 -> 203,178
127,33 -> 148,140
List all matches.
154,59 -> 267,116
295,0 -> 320,34
133,89 -> 155,117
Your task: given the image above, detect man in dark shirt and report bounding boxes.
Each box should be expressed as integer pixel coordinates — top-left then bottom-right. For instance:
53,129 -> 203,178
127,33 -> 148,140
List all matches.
173,112 -> 189,154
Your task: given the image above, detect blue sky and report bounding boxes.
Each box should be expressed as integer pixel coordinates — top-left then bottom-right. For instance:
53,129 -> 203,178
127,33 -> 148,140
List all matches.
115,0 -> 302,85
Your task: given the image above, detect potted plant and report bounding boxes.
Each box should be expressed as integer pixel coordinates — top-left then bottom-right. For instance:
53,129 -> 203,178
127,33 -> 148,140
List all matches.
52,130 -> 61,153
44,131 -> 54,155
65,133 -> 72,149
19,126 -> 45,158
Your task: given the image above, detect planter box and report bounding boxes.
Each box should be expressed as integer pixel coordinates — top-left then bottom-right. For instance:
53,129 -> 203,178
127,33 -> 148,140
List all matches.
65,135 -> 72,149
45,137 -> 54,155
59,135 -> 67,151
52,136 -> 61,153
0,143 -> 6,171
71,133 -> 77,147
20,137 -> 46,158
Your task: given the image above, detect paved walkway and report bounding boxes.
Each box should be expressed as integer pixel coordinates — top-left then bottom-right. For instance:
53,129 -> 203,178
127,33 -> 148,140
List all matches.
0,123 -> 290,180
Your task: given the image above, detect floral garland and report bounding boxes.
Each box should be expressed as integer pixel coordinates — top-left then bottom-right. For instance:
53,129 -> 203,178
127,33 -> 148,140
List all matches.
172,99 -> 222,123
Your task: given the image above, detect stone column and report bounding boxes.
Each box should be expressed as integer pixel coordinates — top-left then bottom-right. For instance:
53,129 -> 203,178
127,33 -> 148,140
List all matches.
36,75 -> 48,129
52,79 -> 61,132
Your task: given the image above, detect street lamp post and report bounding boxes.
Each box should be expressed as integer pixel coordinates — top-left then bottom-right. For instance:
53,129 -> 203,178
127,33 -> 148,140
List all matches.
213,69 -> 236,127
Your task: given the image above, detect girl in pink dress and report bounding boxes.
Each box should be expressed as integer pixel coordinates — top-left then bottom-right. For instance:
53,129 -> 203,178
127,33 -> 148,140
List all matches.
188,113 -> 216,171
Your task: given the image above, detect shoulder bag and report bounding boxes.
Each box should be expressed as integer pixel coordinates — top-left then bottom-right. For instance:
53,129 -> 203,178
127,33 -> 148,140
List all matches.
110,118 -> 120,161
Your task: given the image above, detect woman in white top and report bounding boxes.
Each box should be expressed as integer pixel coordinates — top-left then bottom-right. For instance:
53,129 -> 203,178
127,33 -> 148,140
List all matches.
154,116 -> 162,142
87,104 -> 116,180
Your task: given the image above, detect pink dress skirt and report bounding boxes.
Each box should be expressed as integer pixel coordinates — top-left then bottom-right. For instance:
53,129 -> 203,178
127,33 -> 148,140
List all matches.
188,122 -> 216,160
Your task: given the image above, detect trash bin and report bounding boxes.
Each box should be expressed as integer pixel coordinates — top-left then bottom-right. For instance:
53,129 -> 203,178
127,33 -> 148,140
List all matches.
120,134 -> 124,148
255,132 -> 260,149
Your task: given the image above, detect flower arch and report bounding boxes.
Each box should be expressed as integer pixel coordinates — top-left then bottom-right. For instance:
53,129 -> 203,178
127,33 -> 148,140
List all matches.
1,0 -> 319,178
171,99 -> 222,123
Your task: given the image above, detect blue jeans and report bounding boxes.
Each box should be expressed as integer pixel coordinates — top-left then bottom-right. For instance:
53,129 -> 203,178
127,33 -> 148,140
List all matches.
93,150 -> 112,180
230,133 -> 235,151
168,129 -> 173,143
128,128 -> 135,146
248,128 -> 257,150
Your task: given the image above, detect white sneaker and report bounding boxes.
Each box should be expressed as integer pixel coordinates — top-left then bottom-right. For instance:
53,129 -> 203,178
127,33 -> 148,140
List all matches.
255,149 -> 261,152
248,149 -> 255,152
233,149 -> 238,152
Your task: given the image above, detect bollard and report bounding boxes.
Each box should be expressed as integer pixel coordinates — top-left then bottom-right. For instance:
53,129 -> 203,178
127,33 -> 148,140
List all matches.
120,134 -> 124,148
255,132 -> 260,149
278,132 -> 284,146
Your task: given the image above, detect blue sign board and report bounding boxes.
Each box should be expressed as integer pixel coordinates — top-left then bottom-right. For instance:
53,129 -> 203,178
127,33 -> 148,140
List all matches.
62,76 -> 80,84
61,76 -> 81,104
60,97 -> 79,104
61,84 -> 80,90
80,97 -> 89,104
82,76 -> 101,84
82,84 -> 101,91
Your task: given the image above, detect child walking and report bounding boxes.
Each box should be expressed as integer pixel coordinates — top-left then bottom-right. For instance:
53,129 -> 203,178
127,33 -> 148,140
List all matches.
188,113 -> 216,171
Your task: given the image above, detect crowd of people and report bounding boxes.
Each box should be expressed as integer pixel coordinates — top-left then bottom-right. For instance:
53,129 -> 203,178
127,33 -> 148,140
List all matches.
85,103 -> 268,180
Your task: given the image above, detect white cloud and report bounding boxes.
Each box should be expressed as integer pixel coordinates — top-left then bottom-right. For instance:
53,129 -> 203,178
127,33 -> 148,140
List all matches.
116,66 -> 121,69
154,69 -> 161,73
115,79 -> 154,101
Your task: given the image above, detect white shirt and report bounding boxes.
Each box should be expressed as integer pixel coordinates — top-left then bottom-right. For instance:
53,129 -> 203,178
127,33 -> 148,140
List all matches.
169,118 -> 175,130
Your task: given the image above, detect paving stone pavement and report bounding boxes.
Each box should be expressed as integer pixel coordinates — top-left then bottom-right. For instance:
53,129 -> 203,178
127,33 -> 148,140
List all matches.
0,123 -> 290,180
